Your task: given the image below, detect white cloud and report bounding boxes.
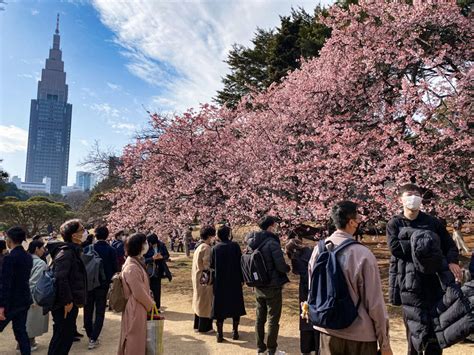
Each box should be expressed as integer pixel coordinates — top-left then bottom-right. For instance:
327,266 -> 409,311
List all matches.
89,102 -> 120,118
81,87 -> 98,98
31,9 -> 39,16
92,0 -> 333,113
110,122 -> 138,132
0,125 -> 28,153
17,71 -> 40,81
107,82 -> 121,91
86,102 -> 140,133
79,139 -> 89,147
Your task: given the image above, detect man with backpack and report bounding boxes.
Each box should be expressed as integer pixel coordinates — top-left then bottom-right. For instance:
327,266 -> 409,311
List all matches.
47,219 -> 87,355
246,216 -> 290,355
308,201 -> 392,355
386,184 -> 460,355
83,226 -> 118,350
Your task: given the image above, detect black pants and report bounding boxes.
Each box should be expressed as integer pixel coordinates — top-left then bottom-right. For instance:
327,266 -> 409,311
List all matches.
255,287 -> 283,354
150,277 -> 162,309
301,329 -> 320,354
48,304 -> 79,355
193,314 -> 213,332
84,286 -> 108,341
0,306 -> 30,355
215,316 -> 240,325
403,312 -> 442,355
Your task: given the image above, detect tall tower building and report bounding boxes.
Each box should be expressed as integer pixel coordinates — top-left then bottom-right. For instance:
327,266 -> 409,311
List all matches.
25,14 -> 72,194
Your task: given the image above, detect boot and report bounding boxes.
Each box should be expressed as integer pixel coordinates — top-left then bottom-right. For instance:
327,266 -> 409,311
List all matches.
216,321 -> 224,343
232,319 -> 240,340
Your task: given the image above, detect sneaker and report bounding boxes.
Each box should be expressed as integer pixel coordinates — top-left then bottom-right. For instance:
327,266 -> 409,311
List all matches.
31,344 -> 38,352
88,339 -> 100,350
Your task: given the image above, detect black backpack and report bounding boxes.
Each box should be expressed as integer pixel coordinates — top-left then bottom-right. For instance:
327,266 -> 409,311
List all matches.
308,238 -> 360,329
241,237 -> 271,287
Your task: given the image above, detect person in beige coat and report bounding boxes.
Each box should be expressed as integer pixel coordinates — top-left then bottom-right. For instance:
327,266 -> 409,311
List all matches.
192,225 -> 216,333
118,233 -> 155,355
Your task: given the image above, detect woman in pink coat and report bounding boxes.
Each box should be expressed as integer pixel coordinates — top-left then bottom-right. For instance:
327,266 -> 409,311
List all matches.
118,233 -> 155,355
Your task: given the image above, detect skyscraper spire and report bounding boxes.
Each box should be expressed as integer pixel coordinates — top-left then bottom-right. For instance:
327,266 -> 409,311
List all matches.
55,13 -> 60,34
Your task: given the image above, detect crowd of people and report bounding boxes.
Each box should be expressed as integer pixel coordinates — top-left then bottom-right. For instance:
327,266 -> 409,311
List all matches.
0,183 -> 473,355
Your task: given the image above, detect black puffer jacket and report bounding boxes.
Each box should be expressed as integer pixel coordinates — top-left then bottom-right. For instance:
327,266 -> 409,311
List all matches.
247,231 -> 290,288
48,241 -> 87,310
433,280 -> 474,349
396,228 -> 453,352
387,212 -> 459,307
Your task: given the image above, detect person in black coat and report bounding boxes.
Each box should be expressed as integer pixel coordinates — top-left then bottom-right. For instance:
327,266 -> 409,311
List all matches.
211,225 -> 246,343
47,219 -> 87,355
246,216 -> 290,355
386,184 -> 461,355
144,233 -> 171,311
0,239 -> 7,302
111,230 -> 126,270
285,237 -> 320,355
0,227 -> 33,355
84,226 -> 118,349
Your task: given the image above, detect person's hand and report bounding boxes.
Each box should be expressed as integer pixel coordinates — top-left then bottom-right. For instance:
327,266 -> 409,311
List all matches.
153,253 -> 163,260
380,348 -> 393,355
0,307 -> 5,321
64,303 -> 73,319
449,263 -> 462,282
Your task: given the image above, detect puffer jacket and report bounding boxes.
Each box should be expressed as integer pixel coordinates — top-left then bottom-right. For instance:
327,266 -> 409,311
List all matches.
387,212 -> 459,306
47,241 -> 87,310
247,231 -> 290,288
397,228 -> 453,352
433,280 -> 474,349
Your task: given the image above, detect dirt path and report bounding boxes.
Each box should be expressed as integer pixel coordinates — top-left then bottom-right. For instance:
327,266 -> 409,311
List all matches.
1,286 -> 473,354
1,244 -> 474,355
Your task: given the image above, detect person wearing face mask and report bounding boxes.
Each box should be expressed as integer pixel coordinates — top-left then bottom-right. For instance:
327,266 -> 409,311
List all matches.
25,240 -> 49,351
46,219 -> 87,355
118,233 -> 155,355
308,201 -> 392,355
386,183 -> 460,355
144,233 -> 170,313
192,225 -> 216,333
0,227 -> 33,355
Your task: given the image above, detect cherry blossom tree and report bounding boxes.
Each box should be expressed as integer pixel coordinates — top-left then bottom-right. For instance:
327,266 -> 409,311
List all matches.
107,1 -> 473,232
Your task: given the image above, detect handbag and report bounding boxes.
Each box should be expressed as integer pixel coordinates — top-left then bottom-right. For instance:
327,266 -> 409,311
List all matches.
146,305 -> 164,355
200,269 -> 212,286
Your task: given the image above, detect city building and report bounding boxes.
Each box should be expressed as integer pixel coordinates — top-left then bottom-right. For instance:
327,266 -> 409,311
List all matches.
76,171 -> 97,191
11,176 -> 52,194
25,14 -> 72,194
60,185 -> 84,195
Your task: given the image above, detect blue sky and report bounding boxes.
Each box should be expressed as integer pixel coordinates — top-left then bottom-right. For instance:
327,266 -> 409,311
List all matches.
0,0 -> 331,186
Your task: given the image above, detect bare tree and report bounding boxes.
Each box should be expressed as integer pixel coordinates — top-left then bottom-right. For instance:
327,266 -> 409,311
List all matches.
79,140 -> 118,178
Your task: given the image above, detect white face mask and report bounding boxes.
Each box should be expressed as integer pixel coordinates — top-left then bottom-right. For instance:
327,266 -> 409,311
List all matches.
402,195 -> 423,211
140,243 -> 149,256
81,230 -> 88,243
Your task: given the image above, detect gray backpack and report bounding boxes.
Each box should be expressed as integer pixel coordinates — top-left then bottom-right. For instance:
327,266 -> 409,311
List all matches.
82,245 -> 105,291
